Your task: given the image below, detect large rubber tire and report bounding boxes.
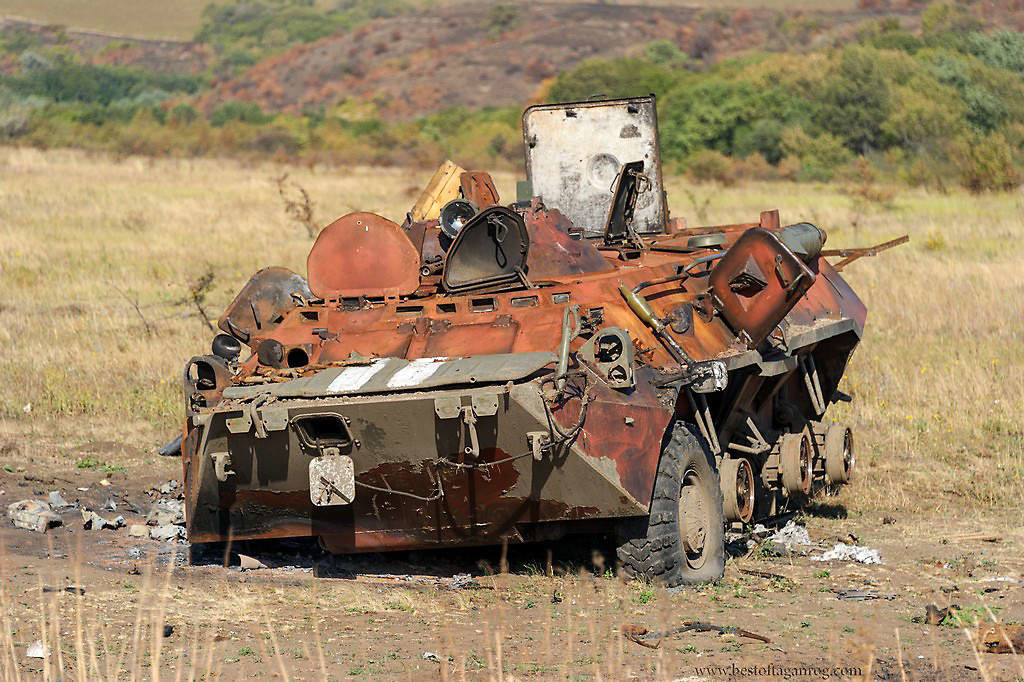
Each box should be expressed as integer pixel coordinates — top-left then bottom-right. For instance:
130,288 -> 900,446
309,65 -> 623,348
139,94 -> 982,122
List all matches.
617,422 -> 726,587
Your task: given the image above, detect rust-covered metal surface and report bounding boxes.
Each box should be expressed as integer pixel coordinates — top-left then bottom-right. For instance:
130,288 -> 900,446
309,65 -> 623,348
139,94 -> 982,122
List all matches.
181,96 -> 896,554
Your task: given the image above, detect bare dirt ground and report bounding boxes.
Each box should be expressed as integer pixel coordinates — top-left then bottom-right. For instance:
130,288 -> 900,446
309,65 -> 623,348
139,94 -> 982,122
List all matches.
1,440 -> 1022,680
0,148 -> 1021,679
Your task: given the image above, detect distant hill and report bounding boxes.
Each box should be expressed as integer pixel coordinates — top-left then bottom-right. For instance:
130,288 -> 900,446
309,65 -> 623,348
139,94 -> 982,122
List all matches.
194,2 -> 898,120
0,0 -> 861,41
2,0 -> 1022,191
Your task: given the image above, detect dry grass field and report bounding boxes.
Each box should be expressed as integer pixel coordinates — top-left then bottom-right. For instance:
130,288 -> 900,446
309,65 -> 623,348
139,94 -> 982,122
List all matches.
0,0 -> 214,40
0,0 -> 858,40
0,147 -> 1021,680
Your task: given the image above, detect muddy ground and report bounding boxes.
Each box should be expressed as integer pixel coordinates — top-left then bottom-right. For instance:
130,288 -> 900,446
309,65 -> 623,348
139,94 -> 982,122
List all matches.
1,427 -> 1022,681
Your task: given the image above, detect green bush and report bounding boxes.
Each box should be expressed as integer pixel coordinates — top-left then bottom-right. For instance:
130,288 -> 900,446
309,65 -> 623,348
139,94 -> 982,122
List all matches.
659,78 -> 761,160
966,30 -> 1024,76
210,100 -> 271,127
547,57 -> 677,104
949,132 -> 1020,192
1,61 -> 202,105
684,149 -> 735,185
812,46 -> 892,153
781,127 -> 852,181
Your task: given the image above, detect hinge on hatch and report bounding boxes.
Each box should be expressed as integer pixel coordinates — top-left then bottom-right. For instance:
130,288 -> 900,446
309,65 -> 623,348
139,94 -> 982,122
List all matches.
434,395 -> 500,458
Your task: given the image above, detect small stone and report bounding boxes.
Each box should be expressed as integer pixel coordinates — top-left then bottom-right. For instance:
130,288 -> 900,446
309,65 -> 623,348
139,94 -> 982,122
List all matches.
128,525 -> 149,538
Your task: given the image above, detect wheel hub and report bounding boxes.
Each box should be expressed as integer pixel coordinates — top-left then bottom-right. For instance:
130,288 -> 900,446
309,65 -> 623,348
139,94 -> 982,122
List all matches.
678,470 -> 708,568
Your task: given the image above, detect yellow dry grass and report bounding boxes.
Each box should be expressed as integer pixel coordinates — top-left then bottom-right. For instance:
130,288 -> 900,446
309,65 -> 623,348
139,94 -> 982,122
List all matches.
0,0 -> 857,40
1,146 -> 1023,677
0,0 -> 215,40
2,146 -> 1020,512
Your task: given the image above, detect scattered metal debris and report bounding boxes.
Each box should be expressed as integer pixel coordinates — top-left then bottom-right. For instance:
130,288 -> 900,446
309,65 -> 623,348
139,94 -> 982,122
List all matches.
47,491 -> 71,511
622,621 -> 771,649
158,480 -> 181,496
81,509 -> 125,530
146,500 -> 185,526
767,520 -> 812,550
239,554 -> 269,570
812,543 -> 882,565
979,577 -> 1024,586
421,651 -> 451,663
922,604 -> 956,625
7,500 -> 61,533
150,525 -> 187,543
26,640 -> 45,659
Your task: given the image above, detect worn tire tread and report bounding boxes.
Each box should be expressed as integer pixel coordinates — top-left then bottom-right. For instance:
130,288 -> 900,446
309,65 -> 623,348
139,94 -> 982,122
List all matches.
617,422 -> 726,587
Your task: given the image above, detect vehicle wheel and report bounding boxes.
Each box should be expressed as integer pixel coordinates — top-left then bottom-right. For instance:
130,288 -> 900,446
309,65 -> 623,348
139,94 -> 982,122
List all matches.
824,424 -> 854,484
720,456 -> 755,523
780,431 -> 812,495
617,422 -> 726,587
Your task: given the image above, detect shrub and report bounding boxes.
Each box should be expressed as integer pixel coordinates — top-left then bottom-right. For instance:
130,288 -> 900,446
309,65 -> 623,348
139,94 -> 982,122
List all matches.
644,40 -> 692,70
685,149 -> 735,185
659,78 -> 761,160
732,118 -> 784,164
168,103 -> 199,126
210,100 -> 271,127
487,4 -> 520,35
547,57 -> 677,104
812,46 -> 892,153
949,132 -> 1020,192
781,127 -> 852,181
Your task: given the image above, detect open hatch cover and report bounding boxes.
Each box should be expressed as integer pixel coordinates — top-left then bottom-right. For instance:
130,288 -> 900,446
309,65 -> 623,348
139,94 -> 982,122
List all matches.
523,95 -> 666,238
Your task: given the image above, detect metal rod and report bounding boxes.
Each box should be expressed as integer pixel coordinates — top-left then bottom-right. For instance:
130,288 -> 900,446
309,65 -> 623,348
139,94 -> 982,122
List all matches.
745,416 -> 769,451
632,273 -> 687,295
686,390 -> 713,449
807,355 -> 826,412
799,356 -> 824,416
555,305 -> 579,391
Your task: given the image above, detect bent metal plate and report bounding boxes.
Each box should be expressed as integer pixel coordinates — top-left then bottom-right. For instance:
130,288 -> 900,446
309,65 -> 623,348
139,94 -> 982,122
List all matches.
309,455 -> 355,506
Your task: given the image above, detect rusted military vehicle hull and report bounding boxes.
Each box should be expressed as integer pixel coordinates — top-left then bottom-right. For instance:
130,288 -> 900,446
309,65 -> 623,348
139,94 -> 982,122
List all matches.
181,96 -> 883,585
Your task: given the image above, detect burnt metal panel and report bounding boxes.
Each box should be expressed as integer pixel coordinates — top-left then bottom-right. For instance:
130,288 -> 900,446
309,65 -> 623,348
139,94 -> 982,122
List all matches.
710,228 -> 816,349
441,206 -> 529,292
222,352 -> 558,400
523,96 -> 665,236
307,212 -> 421,299
218,267 -> 312,343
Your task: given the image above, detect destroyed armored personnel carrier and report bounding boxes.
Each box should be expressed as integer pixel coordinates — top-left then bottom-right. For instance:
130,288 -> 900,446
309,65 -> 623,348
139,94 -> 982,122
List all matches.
181,96 -> 901,585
